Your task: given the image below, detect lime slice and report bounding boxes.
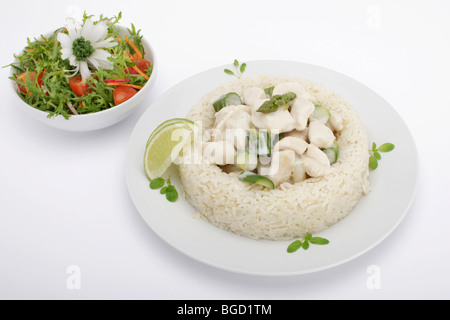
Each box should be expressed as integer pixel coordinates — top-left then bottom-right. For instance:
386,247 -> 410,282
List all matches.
144,118 -> 197,180
146,118 -> 195,147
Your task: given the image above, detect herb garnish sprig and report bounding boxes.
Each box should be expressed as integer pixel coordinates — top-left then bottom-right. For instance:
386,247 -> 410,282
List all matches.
369,142 -> 395,170
224,59 -> 246,79
150,177 -> 179,202
287,233 -> 330,253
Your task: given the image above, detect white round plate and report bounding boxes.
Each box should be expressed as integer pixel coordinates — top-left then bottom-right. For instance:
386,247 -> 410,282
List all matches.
125,60 -> 418,276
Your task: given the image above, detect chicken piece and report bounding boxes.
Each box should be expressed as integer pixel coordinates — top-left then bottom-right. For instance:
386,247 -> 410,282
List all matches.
257,163 -> 271,176
301,144 -> 331,177
271,136 -> 308,183
306,144 -> 331,165
250,98 -> 269,111
214,105 -> 251,131
240,104 -> 253,115
256,154 -> 272,176
251,107 -> 295,133
273,136 -> 308,156
290,97 -> 315,131
243,87 -> 266,109
272,82 -> 314,100
285,128 -> 309,142
308,119 -> 335,148
329,110 -> 344,131
292,157 -> 307,183
267,150 -> 296,186
202,141 -> 236,165
212,105 -> 251,150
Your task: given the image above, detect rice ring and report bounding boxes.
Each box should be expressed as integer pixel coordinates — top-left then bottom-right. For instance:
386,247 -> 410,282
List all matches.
178,75 -> 370,240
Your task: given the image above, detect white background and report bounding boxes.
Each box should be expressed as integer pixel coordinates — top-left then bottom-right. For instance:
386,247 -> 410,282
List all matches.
1,0 -> 449,300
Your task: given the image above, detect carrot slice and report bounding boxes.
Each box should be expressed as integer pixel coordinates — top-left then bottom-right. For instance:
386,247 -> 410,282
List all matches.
127,40 -> 143,59
104,78 -> 131,84
106,83 -> 143,90
131,65 -> 149,80
124,34 -> 143,60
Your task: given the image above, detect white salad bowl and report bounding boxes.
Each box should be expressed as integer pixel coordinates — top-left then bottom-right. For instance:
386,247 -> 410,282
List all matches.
9,26 -> 157,132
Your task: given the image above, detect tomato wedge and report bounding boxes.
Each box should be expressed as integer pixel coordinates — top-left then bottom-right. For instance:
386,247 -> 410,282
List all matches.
69,75 -> 92,97
113,85 -> 138,105
16,71 -> 45,93
125,58 -> 152,75
134,59 -> 151,73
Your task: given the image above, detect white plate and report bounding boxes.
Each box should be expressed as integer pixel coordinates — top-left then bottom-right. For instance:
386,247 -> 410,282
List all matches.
125,60 -> 418,276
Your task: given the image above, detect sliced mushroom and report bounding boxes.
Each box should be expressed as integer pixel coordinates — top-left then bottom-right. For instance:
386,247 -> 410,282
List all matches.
308,119 -> 335,148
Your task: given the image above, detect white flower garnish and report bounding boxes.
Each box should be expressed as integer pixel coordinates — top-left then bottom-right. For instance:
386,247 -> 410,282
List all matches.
57,17 -> 117,82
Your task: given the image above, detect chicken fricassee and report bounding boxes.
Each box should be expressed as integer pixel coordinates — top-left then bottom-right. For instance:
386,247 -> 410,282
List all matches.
202,82 -> 343,188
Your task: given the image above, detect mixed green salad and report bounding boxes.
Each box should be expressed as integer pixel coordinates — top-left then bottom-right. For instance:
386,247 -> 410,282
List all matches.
7,12 -> 152,119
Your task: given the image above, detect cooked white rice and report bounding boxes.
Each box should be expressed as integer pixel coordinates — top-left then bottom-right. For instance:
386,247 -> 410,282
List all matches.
178,75 -> 370,240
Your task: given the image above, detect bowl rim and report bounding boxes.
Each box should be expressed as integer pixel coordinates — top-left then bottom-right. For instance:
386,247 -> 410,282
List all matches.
8,24 -> 157,121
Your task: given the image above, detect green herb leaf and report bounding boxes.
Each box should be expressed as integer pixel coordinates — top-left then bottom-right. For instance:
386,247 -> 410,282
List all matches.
224,69 -> 235,76
165,186 -> 179,202
309,237 -> 330,245
240,63 -> 246,74
160,186 -> 168,194
369,156 -> 378,170
148,176 -> 179,203
373,151 -> 381,160
287,234 -> 330,253
302,240 -> 310,250
224,59 -> 247,79
287,240 -> 302,253
150,178 -> 165,189
378,143 -> 395,153
368,142 -> 394,170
